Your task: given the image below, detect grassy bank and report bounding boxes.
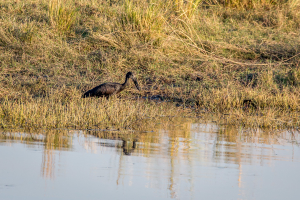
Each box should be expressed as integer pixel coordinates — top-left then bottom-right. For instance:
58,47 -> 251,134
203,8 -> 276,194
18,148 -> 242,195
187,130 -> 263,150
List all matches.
0,0 -> 300,129
0,96 -> 193,130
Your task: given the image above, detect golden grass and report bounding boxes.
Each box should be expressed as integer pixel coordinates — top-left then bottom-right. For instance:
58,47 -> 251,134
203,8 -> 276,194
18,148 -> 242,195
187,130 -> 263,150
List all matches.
0,94 -> 193,130
0,0 -> 300,129
48,0 -> 77,34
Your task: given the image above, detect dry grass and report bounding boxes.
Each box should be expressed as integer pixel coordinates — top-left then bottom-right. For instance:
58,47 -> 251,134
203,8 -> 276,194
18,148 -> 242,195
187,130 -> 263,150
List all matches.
48,0 -> 77,34
0,95 -> 193,130
0,0 -> 300,129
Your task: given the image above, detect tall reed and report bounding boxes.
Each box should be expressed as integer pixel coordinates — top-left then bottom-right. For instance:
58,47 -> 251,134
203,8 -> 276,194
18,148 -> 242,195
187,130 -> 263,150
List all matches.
48,0 -> 77,34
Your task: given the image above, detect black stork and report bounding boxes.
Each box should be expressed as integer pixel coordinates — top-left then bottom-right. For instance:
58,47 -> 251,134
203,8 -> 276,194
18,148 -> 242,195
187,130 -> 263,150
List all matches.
82,72 -> 140,98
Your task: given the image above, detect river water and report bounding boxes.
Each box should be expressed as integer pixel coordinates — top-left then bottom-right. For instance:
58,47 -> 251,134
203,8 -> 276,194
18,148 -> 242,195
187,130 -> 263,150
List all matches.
0,122 -> 299,200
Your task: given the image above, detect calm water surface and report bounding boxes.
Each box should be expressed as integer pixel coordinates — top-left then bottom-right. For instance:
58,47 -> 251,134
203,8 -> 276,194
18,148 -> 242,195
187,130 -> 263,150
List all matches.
0,122 -> 299,200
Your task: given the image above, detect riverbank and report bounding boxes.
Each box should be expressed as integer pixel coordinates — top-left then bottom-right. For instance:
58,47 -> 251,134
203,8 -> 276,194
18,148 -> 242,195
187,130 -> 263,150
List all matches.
0,0 -> 299,129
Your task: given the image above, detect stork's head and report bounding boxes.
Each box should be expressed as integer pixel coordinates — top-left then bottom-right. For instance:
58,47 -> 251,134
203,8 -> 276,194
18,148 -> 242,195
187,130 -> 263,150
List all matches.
126,72 -> 140,90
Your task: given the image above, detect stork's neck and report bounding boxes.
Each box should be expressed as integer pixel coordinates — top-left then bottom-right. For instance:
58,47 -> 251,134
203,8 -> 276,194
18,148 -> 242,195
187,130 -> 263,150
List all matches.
121,76 -> 129,91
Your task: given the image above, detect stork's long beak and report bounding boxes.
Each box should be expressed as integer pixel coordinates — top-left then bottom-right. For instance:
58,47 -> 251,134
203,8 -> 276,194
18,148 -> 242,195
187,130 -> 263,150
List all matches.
132,78 -> 141,91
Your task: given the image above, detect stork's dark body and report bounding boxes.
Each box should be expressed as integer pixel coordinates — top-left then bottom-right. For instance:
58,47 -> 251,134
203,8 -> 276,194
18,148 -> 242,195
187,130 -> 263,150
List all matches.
83,82 -> 126,98
82,72 -> 140,98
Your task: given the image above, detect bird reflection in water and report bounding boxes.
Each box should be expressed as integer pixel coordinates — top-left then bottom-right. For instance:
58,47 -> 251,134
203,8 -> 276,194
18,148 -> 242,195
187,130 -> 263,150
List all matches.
121,139 -> 137,155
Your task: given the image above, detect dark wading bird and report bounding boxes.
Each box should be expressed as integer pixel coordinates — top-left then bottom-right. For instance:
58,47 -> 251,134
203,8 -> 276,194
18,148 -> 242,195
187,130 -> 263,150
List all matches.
82,72 -> 140,98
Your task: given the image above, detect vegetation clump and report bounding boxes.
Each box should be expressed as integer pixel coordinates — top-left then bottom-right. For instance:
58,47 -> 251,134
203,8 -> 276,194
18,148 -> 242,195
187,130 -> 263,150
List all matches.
0,0 -> 299,129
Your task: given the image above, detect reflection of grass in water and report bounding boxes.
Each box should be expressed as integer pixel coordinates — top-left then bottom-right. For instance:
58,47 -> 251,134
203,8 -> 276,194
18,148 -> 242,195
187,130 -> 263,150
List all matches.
0,129 -> 70,148
88,116 -> 195,155
1,124 -> 298,181
217,125 -> 296,145
1,121 -> 297,148
0,130 -> 70,179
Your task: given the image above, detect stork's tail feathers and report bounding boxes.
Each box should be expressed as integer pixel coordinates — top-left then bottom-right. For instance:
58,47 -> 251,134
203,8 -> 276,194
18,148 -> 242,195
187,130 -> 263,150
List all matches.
82,90 -> 92,98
